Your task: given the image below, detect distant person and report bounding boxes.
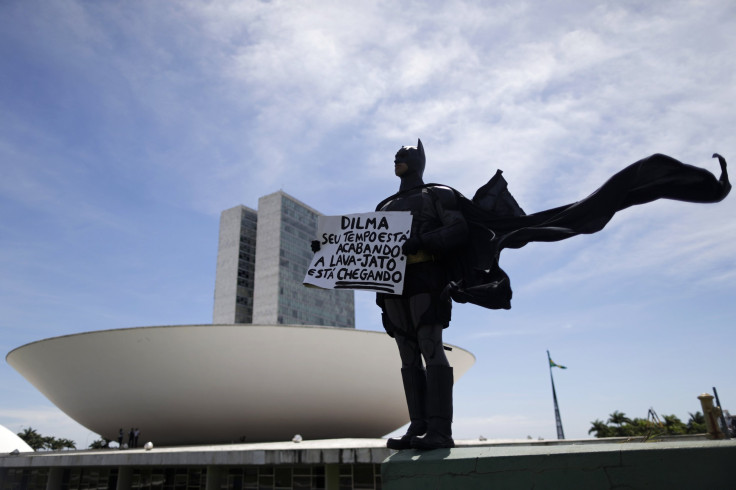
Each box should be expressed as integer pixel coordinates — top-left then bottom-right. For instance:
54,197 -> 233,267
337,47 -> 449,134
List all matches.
128,428 -> 134,448
134,428 -> 140,448
117,428 -> 123,449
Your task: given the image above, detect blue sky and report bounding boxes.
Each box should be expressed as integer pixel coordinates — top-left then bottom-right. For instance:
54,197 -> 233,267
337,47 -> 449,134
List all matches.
1,0 -> 735,447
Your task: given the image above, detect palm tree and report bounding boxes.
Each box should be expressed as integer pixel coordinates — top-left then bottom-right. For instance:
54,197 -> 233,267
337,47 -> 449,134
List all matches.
607,411 -> 633,436
686,411 -> 706,434
662,414 -> 686,435
17,427 -> 46,450
607,411 -> 632,426
629,418 -> 656,437
47,438 -> 76,451
588,419 -> 612,438
17,427 -> 77,451
88,438 -> 110,449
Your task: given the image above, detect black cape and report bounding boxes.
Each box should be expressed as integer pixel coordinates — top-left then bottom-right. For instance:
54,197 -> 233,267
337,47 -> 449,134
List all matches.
386,153 -> 731,310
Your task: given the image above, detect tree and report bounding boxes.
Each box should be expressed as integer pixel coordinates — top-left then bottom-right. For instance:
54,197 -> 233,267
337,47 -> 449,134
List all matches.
17,427 -> 46,450
686,411 -> 706,434
628,417 -> 656,438
88,438 -> 110,449
607,411 -> 632,427
607,411 -> 633,436
589,410 -> 708,439
662,414 -> 686,435
17,427 -> 77,451
588,419 -> 612,438
46,438 -> 76,450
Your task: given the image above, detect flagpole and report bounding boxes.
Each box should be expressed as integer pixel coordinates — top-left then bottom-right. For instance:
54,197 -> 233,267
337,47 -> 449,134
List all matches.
547,350 -> 565,440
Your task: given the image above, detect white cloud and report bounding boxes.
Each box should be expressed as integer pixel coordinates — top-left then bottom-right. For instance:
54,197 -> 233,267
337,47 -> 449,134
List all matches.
30,0 -> 726,218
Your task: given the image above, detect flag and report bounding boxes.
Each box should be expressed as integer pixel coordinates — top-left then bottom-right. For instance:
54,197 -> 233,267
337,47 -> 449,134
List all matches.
549,359 -> 567,369
548,355 -> 567,369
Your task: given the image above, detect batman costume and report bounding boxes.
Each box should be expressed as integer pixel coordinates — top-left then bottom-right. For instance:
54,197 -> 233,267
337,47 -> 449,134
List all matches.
374,139 -> 730,451
377,140 -> 467,450
441,151 -> 730,310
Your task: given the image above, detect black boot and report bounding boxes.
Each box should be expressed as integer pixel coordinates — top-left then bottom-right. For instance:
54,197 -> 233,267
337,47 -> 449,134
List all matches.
387,367 -> 427,450
411,365 -> 454,450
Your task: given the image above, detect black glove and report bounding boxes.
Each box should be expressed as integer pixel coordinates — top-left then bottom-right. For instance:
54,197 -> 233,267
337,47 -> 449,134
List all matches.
311,240 -> 321,253
401,236 -> 422,255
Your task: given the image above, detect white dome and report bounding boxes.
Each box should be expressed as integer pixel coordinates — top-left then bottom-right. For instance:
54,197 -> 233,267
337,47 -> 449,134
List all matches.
0,424 -> 33,453
7,324 -> 474,446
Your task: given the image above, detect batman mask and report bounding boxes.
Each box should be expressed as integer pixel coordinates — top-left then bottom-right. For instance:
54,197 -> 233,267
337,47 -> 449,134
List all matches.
394,138 -> 426,180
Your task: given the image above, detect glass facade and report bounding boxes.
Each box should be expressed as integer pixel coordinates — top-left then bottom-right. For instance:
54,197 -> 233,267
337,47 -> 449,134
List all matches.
214,205 -> 259,325
224,465 -> 326,489
0,468 -> 49,490
276,195 -> 354,327
0,464 -> 381,490
235,211 -> 257,324
217,191 -> 354,328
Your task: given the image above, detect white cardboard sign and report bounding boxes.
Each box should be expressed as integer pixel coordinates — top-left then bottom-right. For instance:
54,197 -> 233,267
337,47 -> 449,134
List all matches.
303,211 -> 413,294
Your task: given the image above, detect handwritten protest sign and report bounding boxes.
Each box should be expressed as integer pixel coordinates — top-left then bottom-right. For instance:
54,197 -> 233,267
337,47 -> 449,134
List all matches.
304,211 -> 413,294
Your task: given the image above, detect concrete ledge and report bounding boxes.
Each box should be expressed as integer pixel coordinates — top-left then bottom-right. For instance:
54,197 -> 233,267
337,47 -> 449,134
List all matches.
382,439 -> 736,489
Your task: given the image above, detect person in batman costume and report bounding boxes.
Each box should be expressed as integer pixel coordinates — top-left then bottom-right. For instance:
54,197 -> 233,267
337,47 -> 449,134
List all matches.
376,139 -> 468,450
312,140 -> 730,451
374,141 -> 730,452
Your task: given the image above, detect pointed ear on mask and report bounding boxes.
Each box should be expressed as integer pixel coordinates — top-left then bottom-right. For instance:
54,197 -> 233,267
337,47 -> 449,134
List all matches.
417,139 -> 424,160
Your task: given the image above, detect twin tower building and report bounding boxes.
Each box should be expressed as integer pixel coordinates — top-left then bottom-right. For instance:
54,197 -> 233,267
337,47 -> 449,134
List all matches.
213,191 -> 355,328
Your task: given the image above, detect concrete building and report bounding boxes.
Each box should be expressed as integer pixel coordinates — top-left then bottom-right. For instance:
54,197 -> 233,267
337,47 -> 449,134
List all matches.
214,192 -> 354,328
6,324 -> 475,446
213,205 -> 258,324
3,426 -> 390,490
0,439 -> 392,490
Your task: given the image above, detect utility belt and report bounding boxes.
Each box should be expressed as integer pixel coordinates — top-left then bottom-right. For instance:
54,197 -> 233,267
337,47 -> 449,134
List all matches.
406,249 -> 441,265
